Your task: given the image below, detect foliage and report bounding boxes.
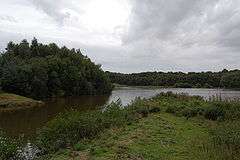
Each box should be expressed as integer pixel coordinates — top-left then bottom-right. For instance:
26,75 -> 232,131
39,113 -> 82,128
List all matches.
2,92 -> 240,159
174,82 -> 193,88
36,95 -> 165,155
203,101 -> 240,121
37,92 -> 240,159
0,38 -> 113,99
36,101 -> 139,153
50,112 -> 211,160
0,130 -> 19,160
204,104 -> 225,121
36,111 -> 104,152
220,70 -> 240,88
107,69 -> 240,88
212,121 -> 240,148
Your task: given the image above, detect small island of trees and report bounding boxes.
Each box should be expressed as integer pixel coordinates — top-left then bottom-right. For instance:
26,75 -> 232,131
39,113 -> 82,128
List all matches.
0,38 -> 113,99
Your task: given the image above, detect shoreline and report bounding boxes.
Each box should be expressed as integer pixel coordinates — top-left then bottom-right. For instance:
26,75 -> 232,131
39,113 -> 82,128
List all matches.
0,93 -> 44,112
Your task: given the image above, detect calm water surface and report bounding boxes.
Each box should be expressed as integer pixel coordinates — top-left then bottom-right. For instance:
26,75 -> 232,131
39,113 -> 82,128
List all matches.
1,87 -> 240,137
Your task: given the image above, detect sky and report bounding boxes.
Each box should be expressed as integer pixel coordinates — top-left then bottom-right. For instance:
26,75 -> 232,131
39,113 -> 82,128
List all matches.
0,0 -> 240,73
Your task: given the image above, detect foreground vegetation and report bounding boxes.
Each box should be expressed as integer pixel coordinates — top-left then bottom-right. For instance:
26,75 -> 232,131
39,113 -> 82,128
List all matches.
0,93 -> 44,112
107,69 -> 240,88
0,38 -> 113,99
1,92 -> 240,159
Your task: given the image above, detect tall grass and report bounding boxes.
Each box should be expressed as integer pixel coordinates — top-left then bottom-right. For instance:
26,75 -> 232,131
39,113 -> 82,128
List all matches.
36,99 -> 160,154
153,92 -> 240,160
0,130 -> 19,160
1,92 -> 240,159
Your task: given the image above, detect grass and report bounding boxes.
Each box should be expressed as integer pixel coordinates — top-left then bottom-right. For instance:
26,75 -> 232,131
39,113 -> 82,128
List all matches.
50,113 -> 211,160
47,92 -> 240,160
0,131 -> 19,160
1,92 -> 240,159
0,93 -> 44,112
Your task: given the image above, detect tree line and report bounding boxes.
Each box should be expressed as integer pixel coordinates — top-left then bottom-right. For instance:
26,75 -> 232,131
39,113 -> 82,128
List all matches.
0,38 -> 113,99
107,69 -> 240,88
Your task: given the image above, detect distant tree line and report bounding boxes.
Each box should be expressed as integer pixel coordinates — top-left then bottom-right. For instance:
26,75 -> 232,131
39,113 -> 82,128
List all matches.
0,38 -> 113,99
107,69 -> 240,89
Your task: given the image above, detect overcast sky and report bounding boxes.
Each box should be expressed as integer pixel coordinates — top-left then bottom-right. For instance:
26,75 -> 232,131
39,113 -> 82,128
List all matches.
0,0 -> 240,73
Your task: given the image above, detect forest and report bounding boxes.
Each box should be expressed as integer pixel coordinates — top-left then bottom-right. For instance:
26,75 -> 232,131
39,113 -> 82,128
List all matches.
107,69 -> 240,88
0,38 -> 113,99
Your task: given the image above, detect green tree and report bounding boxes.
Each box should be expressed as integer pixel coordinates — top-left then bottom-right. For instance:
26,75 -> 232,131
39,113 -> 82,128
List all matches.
0,38 -> 113,99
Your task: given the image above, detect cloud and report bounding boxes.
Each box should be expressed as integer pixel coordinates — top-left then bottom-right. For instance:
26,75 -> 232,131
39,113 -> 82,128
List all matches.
0,15 -> 18,23
29,0 -> 71,25
1,0 -> 240,73
118,0 -> 240,72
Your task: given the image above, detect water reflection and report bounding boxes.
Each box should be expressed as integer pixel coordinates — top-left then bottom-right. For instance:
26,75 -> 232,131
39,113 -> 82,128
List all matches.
0,95 -> 110,137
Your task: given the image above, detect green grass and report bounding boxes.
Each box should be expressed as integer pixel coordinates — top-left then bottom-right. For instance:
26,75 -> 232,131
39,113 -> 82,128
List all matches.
2,92 -> 240,160
0,93 -> 44,112
0,130 -> 19,160
47,92 -> 240,160
50,113 -> 211,160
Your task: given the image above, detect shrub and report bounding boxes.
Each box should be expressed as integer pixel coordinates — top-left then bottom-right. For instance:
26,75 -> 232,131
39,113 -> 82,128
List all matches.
102,100 -> 134,127
180,107 -> 198,118
129,97 -> 161,117
36,101 -> 138,153
149,107 -> 161,113
36,111 -> 104,152
166,106 -> 177,114
204,101 -> 240,121
136,108 -> 149,117
204,105 -> 224,121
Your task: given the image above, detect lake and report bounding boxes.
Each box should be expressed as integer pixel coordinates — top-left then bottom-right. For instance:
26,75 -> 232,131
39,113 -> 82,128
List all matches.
1,86 -> 240,137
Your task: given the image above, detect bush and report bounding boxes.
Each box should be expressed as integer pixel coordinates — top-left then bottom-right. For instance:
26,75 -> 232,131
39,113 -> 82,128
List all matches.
166,106 -> 178,114
36,111 -> 104,152
102,100 -> 134,127
204,105 -> 224,121
180,107 -> 199,118
36,101 -> 139,153
166,104 -> 186,116
136,108 -> 149,117
149,107 -> 161,113
204,101 -> 240,121
129,97 -> 161,118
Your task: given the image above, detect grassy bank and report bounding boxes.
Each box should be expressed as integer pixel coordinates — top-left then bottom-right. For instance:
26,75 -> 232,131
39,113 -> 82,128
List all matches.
1,92 -> 240,159
50,113 -> 211,160
0,93 -> 44,112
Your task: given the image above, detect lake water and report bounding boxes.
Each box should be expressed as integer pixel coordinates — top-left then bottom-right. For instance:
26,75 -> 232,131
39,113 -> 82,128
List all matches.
1,87 -> 240,137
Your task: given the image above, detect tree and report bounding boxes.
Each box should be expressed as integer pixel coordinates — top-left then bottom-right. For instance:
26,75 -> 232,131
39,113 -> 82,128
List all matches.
0,38 -> 113,99
220,71 -> 240,88
18,39 -> 31,58
31,37 -> 40,56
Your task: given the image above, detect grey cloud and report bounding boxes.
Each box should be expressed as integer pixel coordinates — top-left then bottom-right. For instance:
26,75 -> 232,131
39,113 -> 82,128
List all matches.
123,0 -> 218,44
118,0 -> 240,72
1,0 -> 240,73
29,0 -> 70,25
